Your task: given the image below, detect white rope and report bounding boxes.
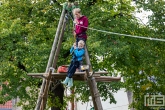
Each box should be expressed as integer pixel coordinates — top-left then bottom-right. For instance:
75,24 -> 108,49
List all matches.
74,23 -> 165,42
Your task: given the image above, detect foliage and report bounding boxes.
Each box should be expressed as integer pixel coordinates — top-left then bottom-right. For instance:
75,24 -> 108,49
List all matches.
127,0 -> 165,109
48,93 -> 67,110
0,0 -> 62,109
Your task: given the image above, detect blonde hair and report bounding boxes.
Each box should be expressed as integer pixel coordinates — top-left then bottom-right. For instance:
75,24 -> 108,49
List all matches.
78,40 -> 85,47
72,8 -> 81,15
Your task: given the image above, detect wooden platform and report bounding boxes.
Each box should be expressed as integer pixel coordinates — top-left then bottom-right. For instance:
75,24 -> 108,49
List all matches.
27,72 -> 121,82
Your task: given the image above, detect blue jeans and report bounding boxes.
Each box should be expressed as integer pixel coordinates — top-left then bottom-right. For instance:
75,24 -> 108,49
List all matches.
67,60 -> 80,78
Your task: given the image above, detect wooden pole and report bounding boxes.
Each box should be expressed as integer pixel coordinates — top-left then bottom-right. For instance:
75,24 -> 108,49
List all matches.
35,8 -> 66,110
123,77 -> 134,110
53,15 -> 67,68
85,70 -> 103,110
40,69 -> 53,110
40,11 -> 68,110
41,14 -> 68,110
28,71 -> 108,76
84,46 -> 99,108
71,88 -> 75,110
84,45 -> 92,71
127,91 -> 134,110
46,9 -> 66,72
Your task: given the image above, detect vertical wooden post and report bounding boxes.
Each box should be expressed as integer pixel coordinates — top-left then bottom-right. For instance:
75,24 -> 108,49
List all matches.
123,78 -> 134,110
85,70 -> 103,110
127,91 -> 134,110
71,88 -> 75,110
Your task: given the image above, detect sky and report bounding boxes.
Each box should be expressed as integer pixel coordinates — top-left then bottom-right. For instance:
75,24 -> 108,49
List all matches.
132,1 -> 153,25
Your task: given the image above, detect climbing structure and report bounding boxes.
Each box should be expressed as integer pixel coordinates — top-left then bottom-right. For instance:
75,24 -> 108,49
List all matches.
27,2 -> 121,110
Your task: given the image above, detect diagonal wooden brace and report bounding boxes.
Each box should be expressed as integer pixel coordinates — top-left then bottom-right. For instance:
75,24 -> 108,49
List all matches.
85,69 -> 103,110
40,67 -> 54,110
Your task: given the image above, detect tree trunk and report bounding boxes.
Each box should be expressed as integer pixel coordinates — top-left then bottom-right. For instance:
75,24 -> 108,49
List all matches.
51,83 -> 64,110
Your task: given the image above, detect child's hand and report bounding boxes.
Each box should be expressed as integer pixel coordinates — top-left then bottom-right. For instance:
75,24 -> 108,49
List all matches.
74,19 -> 78,24
73,31 -> 76,36
73,43 -> 76,46
73,43 -> 76,49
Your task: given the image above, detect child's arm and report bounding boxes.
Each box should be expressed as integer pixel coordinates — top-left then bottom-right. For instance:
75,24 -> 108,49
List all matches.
70,43 -> 76,53
70,47 -> 74,53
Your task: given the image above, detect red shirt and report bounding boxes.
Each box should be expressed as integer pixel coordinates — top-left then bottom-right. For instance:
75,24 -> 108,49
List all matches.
75,16 -> 88,39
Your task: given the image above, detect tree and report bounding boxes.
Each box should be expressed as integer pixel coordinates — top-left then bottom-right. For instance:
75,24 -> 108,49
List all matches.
0,0 -> 62,109
126,0 -> 165,109
1,0 -> 164,110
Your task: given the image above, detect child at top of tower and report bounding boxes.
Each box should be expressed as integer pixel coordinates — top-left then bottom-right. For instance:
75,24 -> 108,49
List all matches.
72,8 -> 88,46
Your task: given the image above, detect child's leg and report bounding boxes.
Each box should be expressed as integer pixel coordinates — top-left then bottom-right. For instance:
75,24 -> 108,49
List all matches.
62,77 -> 70,85
67,61 -> 80,87
62,61 -> 74,85
78,60 -> 83,72
67,61 -> 74,77
67,78 -> 73,87
67,61 -> 80,78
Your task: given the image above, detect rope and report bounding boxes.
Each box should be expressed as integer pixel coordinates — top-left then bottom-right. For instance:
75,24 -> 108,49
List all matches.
71,19 -> 165,42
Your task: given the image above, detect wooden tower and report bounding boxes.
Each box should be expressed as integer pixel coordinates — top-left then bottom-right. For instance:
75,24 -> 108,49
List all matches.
27,4 -> 121,110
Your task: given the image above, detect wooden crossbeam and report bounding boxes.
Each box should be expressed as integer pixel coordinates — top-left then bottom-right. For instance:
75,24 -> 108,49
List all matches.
95,76 -> 121,81
27,71 -> 108,76
27,72 -> 121,82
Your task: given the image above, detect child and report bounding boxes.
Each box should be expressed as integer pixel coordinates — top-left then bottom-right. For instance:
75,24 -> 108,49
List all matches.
62,40 -> 85,87
72,8 -> 88,46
